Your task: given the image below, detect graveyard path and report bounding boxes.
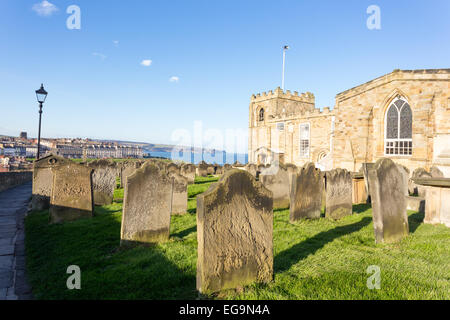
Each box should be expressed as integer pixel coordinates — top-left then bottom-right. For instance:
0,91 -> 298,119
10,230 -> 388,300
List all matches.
0,182 -> 33,300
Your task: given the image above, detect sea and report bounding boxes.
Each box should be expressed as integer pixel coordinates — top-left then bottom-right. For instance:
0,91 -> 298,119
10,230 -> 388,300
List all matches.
144,150 -> 248,165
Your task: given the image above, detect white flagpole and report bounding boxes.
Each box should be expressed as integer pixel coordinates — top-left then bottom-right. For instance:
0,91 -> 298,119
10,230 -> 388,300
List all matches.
282,45 -> 289,90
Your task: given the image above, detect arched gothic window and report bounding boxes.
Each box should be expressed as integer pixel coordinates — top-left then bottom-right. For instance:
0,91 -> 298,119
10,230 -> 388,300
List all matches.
259,108 -> 265,121
385,97 -> 412,155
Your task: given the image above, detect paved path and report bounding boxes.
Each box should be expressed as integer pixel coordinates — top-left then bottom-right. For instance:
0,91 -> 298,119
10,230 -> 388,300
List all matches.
0,182 -> 33,300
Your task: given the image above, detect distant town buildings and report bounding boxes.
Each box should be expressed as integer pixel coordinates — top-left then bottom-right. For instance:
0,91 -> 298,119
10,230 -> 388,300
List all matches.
0,134 -> 144,171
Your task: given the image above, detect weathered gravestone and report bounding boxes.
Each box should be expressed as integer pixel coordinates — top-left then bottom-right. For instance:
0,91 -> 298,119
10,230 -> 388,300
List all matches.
169,171 -> 188,215
166,162 -> 180,175
32,154 -> 68,211
196,169 -> 273,293
87,159 -> 117,206
206,165 -> 215,175
367,158 -> 409,244
290,162 -> 323,221
410,167 -> 431,196
120,162 -> 173,245
325,168 -> 353,220
214,165 -> 223,175
49,163 -> 94,224
223,163 -> 232,172
245,163 -> 258,177
259,163 -> 290,209
120,161 -> 142,188
180,163 -> 196,184
361,163 -> 375,203
430,166 -> 444,178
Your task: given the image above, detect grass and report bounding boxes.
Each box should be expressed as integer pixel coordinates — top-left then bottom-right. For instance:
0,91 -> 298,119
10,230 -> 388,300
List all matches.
25,176 -> 450,300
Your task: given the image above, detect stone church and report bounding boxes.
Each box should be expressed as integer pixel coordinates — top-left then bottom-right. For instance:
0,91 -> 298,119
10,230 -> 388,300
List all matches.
248,69 -> 450,176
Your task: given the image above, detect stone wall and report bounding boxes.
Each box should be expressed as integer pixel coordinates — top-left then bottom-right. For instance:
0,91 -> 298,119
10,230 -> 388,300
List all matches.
248,87 -> 334,168
0,171 -> 32,193
248,69 -> 450,177
333,69 -> 450,174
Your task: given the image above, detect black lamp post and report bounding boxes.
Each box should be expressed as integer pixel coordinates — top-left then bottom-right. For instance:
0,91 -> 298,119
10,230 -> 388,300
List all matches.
35,84 -> 48,160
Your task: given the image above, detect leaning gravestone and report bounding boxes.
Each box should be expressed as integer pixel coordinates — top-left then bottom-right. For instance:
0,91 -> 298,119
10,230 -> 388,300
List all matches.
121,162 -> 173,245
169,172 -> 188,215
325,168 -> 353,220
290,162 -> 323,221
32,154 -> 68,211
368,158 -> 409,244
259,163 -> 290,209
196,169 -> 273,293
87,160 -> 117,206
49,163 -> 94,224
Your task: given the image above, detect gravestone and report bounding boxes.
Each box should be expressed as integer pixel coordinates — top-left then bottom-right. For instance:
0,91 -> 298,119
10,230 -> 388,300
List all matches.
167,162 -> 180,175
32,154 -> 68,211
206,165 -> 215,175
361,163 -> 375,203
214,165 -> 223,175
87,159 -> 117,206
367,158 -> 409,244
197,163 -> 208,177
325,169 -> 353,220
223,164 -> 232,172
290,162 -> 323,221
285,163 -> 298,192
396,164 -> 410,196
49,163 -> 94,224
352,173 -> 367,204
245,163 -> 258,177
430,166 -> 444,178
120,161 -> 142,188
196,169 -> 273,293
180,164 -> 196,184
410,168 -> 432,196
259,163 -> 290,209
169,172 -> 188,215
121,162 -> 173,245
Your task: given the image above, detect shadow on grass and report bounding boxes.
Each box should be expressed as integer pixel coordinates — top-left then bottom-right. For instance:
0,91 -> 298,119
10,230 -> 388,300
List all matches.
353,203 -> 371,213
274,217 -> 372,273
26,209 -> 197,299
172,225 -> 197,239
408,211 -> 424,233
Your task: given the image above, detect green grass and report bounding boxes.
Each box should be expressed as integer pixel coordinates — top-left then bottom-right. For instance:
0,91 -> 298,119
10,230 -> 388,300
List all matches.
25,177 -> 450,300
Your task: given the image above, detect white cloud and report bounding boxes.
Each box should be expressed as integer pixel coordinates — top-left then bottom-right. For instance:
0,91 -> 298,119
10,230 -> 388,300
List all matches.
169,76 -> 180,83
92,52 -> 107,60
141,59 -> 152,67
113,40 -> 119,47
32,1 -> 59,17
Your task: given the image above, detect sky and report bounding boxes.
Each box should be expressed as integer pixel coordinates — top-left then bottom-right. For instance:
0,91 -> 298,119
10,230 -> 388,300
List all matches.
0,0 -> 449,151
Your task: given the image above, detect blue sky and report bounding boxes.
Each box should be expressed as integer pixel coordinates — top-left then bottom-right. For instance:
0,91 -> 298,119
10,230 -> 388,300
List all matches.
0,0 -> 449,149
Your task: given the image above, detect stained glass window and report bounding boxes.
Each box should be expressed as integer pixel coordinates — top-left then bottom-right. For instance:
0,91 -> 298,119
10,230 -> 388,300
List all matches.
385,97 -> 412,155
400,103 -> 412,139
386,105 -> 398,139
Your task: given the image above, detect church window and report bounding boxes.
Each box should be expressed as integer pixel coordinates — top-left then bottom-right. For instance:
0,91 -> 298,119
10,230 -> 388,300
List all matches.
385,97 -> 412,155
259,108 -> 264,121
299,123 -> 310,157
